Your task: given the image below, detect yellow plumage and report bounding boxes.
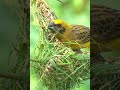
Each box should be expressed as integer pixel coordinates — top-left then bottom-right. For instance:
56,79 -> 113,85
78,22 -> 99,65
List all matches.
48,19 -> 90,51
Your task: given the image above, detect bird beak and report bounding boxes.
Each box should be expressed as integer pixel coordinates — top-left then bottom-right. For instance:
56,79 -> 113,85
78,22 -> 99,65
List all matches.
48,22 -> 55,30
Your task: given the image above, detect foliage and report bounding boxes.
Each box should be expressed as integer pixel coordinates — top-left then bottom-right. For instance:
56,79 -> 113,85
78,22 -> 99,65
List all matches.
30,0 -> 90,90
0,0 -> 29,89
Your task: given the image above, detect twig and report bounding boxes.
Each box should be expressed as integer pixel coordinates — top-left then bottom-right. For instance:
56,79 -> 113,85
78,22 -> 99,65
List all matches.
57,0 -> 64,4
0,72 -> 24,80
30,59 -> 40,63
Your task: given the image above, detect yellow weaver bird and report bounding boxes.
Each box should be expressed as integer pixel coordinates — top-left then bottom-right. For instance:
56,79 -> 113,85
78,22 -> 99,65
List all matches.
48,19 -> 90,51
91,5 -> 120,53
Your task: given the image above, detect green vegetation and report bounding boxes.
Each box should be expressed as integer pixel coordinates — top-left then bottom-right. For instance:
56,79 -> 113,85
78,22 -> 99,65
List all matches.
30,0 -> 90,90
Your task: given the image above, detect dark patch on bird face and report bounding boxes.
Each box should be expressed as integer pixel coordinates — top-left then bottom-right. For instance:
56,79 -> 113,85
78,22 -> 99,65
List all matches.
48,22 -> 56,33
48,22 -> 65,34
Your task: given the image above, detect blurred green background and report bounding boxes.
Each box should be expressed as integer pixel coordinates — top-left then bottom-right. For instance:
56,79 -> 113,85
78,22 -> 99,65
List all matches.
0,0 -> 18,72
46,0 -> 90,27
91,0 -> 120,9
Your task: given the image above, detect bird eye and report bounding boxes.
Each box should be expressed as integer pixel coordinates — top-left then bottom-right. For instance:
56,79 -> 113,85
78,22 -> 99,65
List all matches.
56,24 -> 62,27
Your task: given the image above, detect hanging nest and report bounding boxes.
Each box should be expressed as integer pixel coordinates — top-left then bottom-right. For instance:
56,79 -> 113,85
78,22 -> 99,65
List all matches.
30,0 -> 90,90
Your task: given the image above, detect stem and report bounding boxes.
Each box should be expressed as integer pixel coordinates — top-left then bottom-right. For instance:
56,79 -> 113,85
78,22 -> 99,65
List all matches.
0,72 -> 24,80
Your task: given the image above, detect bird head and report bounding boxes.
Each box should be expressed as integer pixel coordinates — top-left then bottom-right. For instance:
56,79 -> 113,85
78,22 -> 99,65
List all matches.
48,19 -> 69,34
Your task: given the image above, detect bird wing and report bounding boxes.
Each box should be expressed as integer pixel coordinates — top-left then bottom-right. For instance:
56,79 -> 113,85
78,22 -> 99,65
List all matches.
70,25 -> 90,43
91,5 -> 120,41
